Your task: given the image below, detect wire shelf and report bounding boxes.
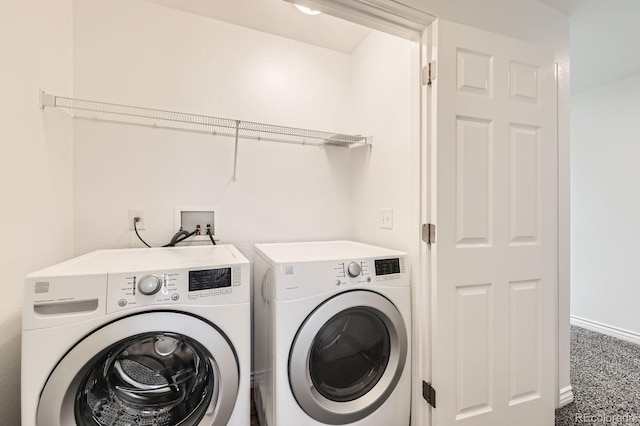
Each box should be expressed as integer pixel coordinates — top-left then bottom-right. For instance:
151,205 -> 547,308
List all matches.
39,92 -> 370,147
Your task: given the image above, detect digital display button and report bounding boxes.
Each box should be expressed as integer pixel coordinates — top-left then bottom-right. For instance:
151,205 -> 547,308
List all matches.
374,258 -> 401,276
189,268 -> 231,292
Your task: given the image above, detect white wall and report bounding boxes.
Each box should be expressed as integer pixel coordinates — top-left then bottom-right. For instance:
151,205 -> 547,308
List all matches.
571,73 -> 640,334
73,0 -> 358,259
350,32 -> 414,252
570,0 -> 640,94
0,0 -> 74,423
570,0 -> 640,342
349,29 -> 420,421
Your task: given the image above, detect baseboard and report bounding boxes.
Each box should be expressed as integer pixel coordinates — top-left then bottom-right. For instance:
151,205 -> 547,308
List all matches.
570,315 -> 640,346
559,385 -> 574,407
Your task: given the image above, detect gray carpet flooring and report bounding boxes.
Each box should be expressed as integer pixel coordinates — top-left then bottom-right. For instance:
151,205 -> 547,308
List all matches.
555,326 -> 640,425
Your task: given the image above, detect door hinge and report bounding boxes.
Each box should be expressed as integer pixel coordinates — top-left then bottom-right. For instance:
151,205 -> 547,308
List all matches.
422,223 -> 436,244
423,381 -> 436,408
422,61 -> 436,86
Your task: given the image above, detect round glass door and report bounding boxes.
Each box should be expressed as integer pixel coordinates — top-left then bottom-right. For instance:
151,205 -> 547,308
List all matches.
75,332 -> 216,426
309,308 -> 390,402
289,290 -> 407,425
37,312 -> 239,426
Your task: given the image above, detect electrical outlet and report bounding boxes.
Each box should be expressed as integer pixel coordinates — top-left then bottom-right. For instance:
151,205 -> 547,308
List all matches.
380,208 -> 393,229
129,209 -> 146,230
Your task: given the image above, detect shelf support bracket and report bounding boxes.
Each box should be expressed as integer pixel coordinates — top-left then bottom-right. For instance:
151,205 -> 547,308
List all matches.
232,120 -> 240,181
39,90 -> 56,109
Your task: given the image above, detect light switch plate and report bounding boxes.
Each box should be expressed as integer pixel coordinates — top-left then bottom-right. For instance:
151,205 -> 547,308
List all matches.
380,208 -> 393,229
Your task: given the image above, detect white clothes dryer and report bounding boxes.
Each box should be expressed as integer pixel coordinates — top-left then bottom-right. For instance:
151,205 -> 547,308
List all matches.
253,240 -> 411,426
22,245 -> 250,426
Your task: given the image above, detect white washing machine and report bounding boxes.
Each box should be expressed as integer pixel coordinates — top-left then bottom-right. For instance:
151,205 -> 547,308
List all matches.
22,245 -> 250,426
253,240 -> 411,426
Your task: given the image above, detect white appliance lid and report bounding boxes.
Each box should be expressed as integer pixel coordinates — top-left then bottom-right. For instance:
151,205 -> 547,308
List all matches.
27,245 -> 247,277
254,240 -> 406,264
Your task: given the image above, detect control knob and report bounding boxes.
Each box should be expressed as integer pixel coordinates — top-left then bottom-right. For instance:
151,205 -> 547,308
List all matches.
347,262 -> 362,278
138,274 -> 162,296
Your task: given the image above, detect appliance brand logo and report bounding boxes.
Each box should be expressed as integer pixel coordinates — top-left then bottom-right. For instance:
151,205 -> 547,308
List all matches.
35,282 -> 49,293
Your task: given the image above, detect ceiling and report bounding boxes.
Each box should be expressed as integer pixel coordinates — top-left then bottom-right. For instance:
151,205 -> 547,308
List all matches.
144,0 -> 371,53
536,0 -> 640,93
569,0 -> 640,93
536,0 -> 592,15
145,0 -> 640,94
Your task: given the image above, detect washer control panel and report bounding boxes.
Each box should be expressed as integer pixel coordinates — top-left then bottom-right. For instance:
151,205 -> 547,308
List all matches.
346,262 -> 362,278
107,265 -> 245,313
138,274 -> 163,295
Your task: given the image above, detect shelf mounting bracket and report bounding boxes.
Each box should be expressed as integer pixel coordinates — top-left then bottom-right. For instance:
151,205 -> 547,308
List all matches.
39,90 -> 56,109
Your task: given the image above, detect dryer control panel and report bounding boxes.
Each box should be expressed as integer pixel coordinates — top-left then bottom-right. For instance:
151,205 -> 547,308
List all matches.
333,256 -> 407,286
106,264 -> 248,314
271,255 -> 409,301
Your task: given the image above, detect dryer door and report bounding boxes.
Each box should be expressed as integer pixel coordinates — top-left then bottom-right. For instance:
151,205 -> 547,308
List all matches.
37,311 -> 239,426
289,290 -> 408,424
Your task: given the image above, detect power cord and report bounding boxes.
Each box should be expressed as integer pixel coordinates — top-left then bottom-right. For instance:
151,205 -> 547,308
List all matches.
132,217 -> 198,248
163,229 -> 198,247
133,217 -> 151,248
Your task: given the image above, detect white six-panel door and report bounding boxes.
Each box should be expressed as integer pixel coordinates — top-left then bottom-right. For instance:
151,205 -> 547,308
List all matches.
427,19 -> 557,426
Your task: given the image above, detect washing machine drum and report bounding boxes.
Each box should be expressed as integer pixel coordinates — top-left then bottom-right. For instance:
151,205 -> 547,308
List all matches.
76,332 -> 214,425
37,312 -> 239,426
289,290 -> 408,425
